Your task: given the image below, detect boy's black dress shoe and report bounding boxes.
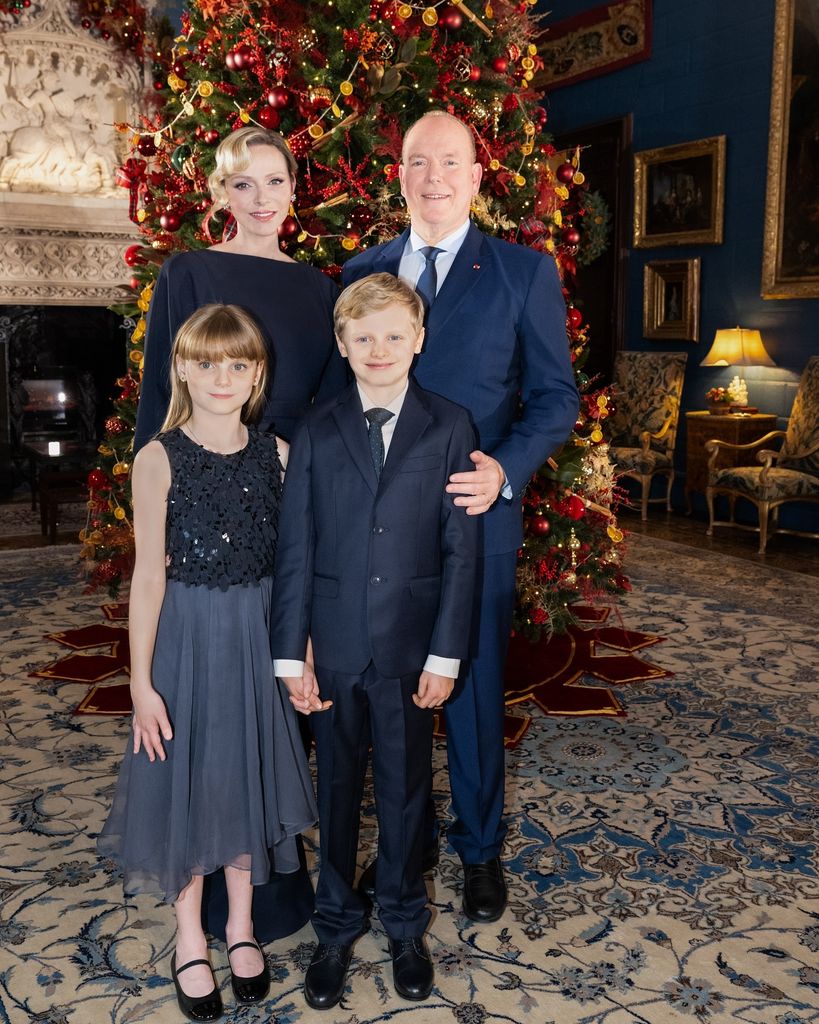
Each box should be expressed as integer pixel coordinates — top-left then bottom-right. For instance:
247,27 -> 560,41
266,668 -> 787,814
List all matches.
227,940 -> 270,1005
357,846 -> 440,902
389,937 -> 434,1000
304,942 -> 353,1010
461,857 -> 507,922
171,952 -> 223,1022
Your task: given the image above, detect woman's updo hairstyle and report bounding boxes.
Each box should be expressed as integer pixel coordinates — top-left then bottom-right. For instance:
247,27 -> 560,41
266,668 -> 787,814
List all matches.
207,126 -> 297,214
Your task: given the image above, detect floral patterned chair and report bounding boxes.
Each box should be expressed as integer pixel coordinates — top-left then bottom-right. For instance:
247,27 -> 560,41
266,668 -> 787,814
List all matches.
706,356 -> 819,554
607,351 -> 688,520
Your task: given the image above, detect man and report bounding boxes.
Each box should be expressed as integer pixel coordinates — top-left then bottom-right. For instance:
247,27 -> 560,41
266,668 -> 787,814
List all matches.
342,111 -> 579,922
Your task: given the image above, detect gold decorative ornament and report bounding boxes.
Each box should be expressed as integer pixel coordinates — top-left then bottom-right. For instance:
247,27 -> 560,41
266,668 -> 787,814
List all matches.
397,3 -> 413,18
422,7 -> 438,26
308,123 -> 325,139
198,80 -> 214,97
339,80 -> 354,95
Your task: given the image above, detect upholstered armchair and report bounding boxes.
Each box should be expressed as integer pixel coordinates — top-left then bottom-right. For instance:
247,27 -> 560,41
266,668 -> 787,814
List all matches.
607,351 -> 688,520
705,356 -> 819,554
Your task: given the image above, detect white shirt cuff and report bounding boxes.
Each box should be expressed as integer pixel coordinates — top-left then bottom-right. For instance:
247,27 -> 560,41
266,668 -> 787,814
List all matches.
424,654 -> 460,678
501,475 -> 513,500
274,659 -> 305,677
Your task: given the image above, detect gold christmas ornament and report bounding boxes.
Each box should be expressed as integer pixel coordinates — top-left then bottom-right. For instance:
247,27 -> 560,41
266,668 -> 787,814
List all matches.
308,123 -> 325,139
607,525 -> 624,543
514,174 -> 526,186
339,80 -> 354,95
341,236 -> 358,250
398,3 -> 413,18
573,171 -> 586,185
590,427 -> 603,443
489,158 -> 500,170
114,507 -> 127,520
198,80 -> 214,97
136,209 -> 147,222
422,7 -> 438,26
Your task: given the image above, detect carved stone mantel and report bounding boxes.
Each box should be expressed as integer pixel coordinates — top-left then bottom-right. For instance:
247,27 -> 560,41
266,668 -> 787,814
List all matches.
0,0 -> 145,305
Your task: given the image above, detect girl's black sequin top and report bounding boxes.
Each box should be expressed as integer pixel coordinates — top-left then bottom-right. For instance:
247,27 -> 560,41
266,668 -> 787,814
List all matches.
159,427 -> 281,590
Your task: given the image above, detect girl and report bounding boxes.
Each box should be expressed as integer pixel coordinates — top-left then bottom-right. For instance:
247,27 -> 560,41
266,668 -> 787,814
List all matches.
98,304 -> 317,1022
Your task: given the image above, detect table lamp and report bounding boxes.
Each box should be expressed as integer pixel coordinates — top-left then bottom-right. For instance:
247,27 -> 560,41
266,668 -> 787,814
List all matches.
700,326 -> 775,411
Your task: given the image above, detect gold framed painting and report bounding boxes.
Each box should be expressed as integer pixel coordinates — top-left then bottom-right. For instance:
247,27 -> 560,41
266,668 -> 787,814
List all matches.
761,0 -> 819,298
633,136 -> 726,248
643,258 -> 700,341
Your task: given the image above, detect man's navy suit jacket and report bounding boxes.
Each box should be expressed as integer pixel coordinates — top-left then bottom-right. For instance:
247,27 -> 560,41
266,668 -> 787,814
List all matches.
270,380 -> 479,679
342,224 -> 579,557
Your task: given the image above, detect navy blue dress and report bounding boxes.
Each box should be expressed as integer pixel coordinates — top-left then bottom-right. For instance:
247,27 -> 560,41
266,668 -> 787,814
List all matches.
98,430 -> 317,911
133,249 -> 348,451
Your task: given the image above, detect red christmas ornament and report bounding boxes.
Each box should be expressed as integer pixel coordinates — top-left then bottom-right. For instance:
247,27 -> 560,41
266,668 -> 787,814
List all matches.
159,210 -> 182,232
267,86 -> 291,109
278,216 -> 298,239
566,495 -> 586,520
562,226 -> 581,246
490,56 -> 509,74
439,5 -> 463,28
123,244 -> 146,267
129,276 -> 140,290
81,16 -> 91,28
225,50 -> 238,71
105,416 -> 127,436
231,43 -> 254,70
350,205 -> 375,229
469,65 -> 482,82
203,129 -> 220,145
136,136 -> 156,157
566,306 -> 583,330
562,255 -> 577,277
257,105 -> 280,129
87,469 -> 110,491
530,515 -> 551,536
153,80 -> 165,91
94,560 -> 120,585
171,57 -> 188,78
556,162 -> 575,184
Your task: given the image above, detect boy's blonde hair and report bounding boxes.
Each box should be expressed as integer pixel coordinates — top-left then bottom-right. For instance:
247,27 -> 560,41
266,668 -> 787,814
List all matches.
334,273 -> 424,338
160,304 -> 269,433
207,126 -> 297,214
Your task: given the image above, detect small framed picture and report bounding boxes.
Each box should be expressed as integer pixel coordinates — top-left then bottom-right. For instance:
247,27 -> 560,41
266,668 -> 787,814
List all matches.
633,136 -> 726,248
643,258 -> 700,341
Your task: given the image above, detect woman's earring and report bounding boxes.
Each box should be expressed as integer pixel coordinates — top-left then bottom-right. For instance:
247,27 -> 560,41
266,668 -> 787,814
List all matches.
178,374 -> 186,383
289,194 -> 297,218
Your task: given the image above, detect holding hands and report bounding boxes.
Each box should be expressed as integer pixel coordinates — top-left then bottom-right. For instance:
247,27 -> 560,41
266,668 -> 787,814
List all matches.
281,672 -> 333,715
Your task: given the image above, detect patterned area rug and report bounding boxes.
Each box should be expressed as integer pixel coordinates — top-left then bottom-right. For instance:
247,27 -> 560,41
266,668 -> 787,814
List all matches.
1,541 -> 818,1024
0,498 -> 87,538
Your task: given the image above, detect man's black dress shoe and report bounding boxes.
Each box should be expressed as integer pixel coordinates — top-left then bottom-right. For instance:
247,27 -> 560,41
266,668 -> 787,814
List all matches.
461,857 -> 507,922
304,942 -> 353,1010
171,952 -> 223,1022
389,937 -> 434,1001
357,847 -> 440,902
227,940 -> 270,1005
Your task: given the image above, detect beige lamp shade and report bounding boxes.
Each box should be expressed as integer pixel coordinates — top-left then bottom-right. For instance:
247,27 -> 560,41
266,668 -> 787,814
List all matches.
700,327 -> 775,367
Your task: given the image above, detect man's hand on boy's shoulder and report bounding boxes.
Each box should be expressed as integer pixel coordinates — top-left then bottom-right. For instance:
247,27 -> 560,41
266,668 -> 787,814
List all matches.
281,674 -> 333,716
413,671 -> 456,709
446,450 -> 506,516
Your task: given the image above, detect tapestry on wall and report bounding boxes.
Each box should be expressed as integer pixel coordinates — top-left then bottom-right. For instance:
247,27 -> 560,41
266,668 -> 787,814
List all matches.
536,0 -> 653,91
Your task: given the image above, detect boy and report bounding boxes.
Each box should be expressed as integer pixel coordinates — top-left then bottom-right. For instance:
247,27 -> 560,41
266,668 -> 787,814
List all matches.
271,273 -> 478,1009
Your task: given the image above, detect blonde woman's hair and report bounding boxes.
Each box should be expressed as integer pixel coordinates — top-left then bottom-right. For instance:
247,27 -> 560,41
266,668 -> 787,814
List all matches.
160,304 -> 269,433
207,126 -> 298,213
334,273 -> 424,339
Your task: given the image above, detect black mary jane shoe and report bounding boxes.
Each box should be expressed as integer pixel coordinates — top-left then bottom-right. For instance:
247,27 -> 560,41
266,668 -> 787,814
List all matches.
227,940 -> 270,1005
171,952 -> 223,1022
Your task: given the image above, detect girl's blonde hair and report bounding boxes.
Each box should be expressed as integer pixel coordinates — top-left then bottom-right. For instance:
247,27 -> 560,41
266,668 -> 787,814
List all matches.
207,126 -> 297,213
160,304 -> 269,433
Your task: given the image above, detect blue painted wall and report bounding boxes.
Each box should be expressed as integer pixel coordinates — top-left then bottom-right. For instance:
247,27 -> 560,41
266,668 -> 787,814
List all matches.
537,0 -> 819,516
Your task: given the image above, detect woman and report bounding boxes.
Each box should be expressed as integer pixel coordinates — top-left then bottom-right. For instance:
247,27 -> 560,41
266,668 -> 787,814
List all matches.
132,127 -> 346,955
134,126 -> 346,451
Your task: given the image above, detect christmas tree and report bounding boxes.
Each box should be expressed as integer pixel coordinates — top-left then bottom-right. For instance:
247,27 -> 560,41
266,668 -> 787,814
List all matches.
82,0 -> 628,634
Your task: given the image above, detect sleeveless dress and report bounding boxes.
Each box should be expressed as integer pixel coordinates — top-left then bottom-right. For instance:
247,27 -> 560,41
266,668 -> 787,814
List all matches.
98,428 -> 317,904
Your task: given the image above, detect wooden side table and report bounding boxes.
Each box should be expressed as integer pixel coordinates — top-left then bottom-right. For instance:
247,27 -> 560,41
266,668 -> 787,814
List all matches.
685,411 -> 778,512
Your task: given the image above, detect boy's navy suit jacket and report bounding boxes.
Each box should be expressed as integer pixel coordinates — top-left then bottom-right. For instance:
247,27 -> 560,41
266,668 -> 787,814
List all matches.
271,379 -> 479,679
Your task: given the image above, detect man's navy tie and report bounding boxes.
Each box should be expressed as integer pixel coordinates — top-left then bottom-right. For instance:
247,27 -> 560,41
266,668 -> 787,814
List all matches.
415,246 -> 442,313
364,407 -> 394,477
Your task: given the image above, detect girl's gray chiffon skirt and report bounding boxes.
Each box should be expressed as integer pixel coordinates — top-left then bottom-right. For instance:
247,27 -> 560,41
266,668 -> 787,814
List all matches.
98,577 -> 317,904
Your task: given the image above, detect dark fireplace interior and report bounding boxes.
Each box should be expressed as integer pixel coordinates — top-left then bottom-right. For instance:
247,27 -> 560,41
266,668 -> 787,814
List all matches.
0,305 -> 127,502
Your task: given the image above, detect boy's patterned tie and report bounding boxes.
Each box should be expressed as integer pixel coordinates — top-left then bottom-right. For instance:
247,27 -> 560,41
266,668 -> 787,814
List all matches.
364,407 -> 394,477
415,246 -> 442,312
